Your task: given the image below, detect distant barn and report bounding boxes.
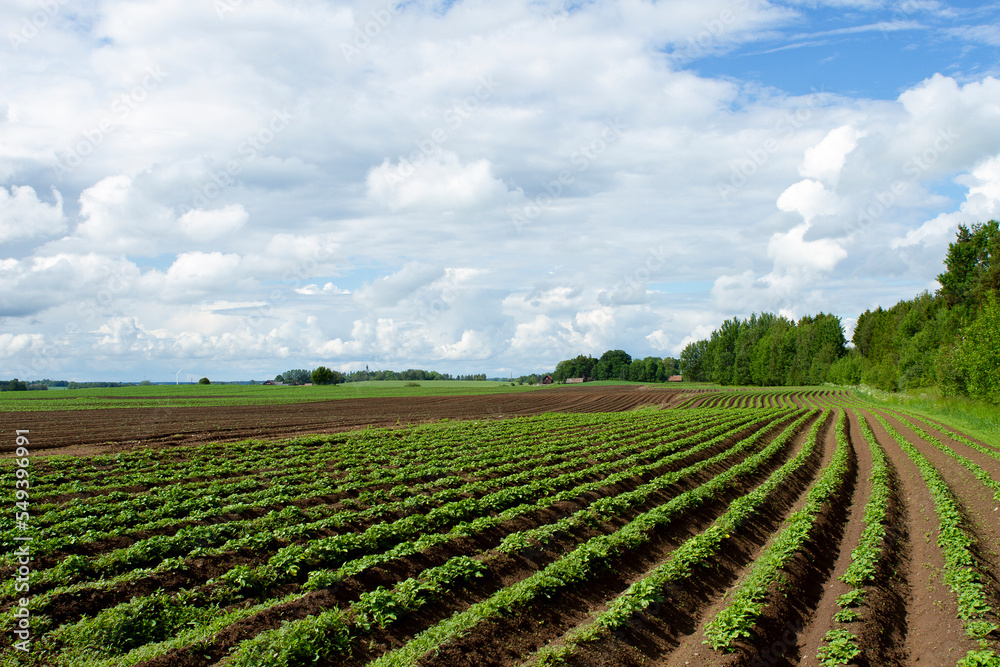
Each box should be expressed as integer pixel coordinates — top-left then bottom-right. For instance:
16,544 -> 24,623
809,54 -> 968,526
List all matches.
541,374 -> 553,384
566,378 -> 586,383
668,375 -> 683,382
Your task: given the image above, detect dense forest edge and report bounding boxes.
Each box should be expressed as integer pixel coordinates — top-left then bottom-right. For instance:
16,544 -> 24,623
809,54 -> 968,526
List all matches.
683,219 -> 999,403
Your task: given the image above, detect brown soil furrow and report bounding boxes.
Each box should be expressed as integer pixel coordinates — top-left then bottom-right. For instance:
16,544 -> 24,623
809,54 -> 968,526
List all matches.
32,417 -> 770,655
795,408 -> 879,666
214,419 -> 783,667
658,409 -> 840,667
877,411 -> 1000,650
860,409 -> 981,665
5,425 -> 669,587
415,413 -> 822,667
901,414 -> 1000,487
1,387 -> 704,457
134,416 -> 769,667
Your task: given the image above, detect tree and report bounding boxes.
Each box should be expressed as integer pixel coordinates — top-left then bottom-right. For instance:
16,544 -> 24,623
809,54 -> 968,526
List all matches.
3,379 -> 27,392
281,369 -> 312,385
679,340 -> 709,382
311,366 -> 342,385
956,294 -> 1000,404
708,318 -> 742,385
198,377 -> 211,385
595,350 -> 632,381
938,220 -> 1000,309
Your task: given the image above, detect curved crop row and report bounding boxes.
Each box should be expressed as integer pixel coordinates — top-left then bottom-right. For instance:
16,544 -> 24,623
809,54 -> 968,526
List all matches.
869,411 -> 1000,663
703,409 -> 851,651
368,410 -> 817,667
814,411 -> 893,666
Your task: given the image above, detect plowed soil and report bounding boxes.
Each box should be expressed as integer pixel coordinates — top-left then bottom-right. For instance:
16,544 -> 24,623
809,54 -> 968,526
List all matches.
0,385 -> 704,457
4,388 -> 1000,667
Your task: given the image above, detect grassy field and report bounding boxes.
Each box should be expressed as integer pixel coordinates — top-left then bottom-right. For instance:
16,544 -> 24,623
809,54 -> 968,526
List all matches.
848,384 -> 1000,449
0,381 -> 541,412
0,380 -> 720,412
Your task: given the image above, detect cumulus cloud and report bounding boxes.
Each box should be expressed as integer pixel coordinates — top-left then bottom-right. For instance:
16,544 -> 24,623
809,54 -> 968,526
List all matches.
776,179 -> 837,224
768,223 -> 848,273
178,205 -> 249,242
366,151 -> 513,212
355,263 -> 445,309
800,125 -> 861,183
3,1 -> 1000,378
435,329 -> 492,360
0,186 -> 66,243
891,153 -> 1000,249
294,282 -> 351,296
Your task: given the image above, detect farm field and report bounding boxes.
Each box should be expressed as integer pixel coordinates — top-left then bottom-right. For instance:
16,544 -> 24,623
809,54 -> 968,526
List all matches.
0,384 -> 706,456
1,387 -> 999,666
0,381 -> 553,412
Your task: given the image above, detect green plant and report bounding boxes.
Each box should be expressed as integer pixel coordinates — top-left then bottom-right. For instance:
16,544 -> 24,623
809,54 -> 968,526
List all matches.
816,628 -> 861,666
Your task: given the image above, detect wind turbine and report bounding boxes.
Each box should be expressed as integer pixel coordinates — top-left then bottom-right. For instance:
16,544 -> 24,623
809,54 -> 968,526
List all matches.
175,369 -> 182,385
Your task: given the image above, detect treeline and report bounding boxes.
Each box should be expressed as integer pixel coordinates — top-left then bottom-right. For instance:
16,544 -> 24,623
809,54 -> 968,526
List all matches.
341,369 -> 487,382
679,312 -> 848,386
845,220 -> 999,402
553,350 -> 681,383
676,220 -> 999,404
275,368 -> 491,384
0,380 -> 135,391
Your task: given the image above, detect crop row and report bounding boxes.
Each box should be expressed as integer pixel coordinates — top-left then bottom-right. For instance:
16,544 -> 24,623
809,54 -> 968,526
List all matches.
1,411 -> 716,569
5,410 -> 770,645
815,410 -> 894,666
869,411 -> 999,664
521,410 -> 824,665
369,410 -> 819,667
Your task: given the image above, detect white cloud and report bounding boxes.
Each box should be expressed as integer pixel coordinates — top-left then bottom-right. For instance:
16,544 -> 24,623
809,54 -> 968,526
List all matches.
366,151 -> 513,212
435,329 -> 491,360
3,1 -> 1000,379
178,205 -> 249,242
294,282 -> 351,296
891,153 -> 1000,249
355,263 -> 445,308
645,329 -> 672,351
776,179 -> 837,224
768,223 -> 847,273
800,125 -> 861,183
0,185 -> 66,243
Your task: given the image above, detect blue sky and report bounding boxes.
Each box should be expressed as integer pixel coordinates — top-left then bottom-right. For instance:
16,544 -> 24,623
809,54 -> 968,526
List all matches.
1,0 -> 1000,381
